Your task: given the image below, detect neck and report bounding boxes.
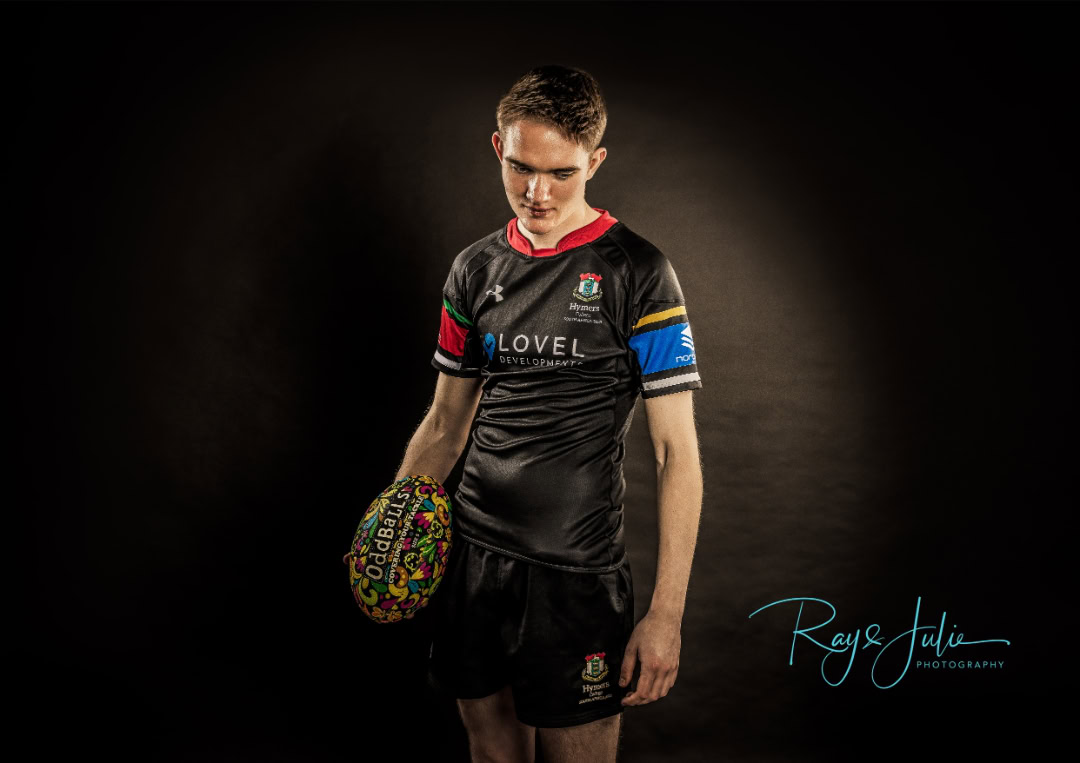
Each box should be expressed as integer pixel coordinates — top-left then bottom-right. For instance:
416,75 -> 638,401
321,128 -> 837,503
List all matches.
519,202 -> 600,249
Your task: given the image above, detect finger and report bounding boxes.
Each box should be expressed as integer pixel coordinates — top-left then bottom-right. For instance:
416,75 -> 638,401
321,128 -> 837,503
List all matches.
635,661 -> 660,700
631,660 -> 660,704
659,666 -> 678,698
619,641 -> 638,689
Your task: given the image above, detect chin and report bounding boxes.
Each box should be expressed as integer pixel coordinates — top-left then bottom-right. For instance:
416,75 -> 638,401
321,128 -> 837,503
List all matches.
520,216 -> 554,232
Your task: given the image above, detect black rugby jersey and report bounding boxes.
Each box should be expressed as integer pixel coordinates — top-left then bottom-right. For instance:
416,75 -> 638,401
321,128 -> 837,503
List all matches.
431,208 -> 702,571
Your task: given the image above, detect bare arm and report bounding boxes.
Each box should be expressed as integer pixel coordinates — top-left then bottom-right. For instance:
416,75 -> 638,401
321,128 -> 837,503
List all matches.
394,372 -> 484,484
644,389 -> 704,622
620,389 -> 703,705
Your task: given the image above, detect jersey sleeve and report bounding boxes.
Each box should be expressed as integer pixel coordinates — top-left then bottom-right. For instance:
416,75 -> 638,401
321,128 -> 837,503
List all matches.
627,251 -> 703,398
431,254 -> 484,377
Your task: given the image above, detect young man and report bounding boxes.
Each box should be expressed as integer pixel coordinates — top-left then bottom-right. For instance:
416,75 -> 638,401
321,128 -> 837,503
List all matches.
397,65 -> 704,762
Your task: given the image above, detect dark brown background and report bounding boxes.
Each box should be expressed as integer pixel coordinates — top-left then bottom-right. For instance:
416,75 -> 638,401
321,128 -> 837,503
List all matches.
14,1 -> 1074,760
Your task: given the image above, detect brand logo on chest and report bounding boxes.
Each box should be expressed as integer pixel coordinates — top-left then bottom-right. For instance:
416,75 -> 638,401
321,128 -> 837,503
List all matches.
573,272 -> 604,302
482,331 -> 586,366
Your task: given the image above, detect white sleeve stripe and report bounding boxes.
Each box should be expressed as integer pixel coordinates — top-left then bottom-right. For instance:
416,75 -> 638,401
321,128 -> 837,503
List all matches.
433,351 -> 462,370
642,371 -> 701,391
433,349 -> 480,372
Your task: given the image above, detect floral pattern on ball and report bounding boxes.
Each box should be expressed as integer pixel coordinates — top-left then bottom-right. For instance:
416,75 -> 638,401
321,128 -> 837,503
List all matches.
346,475 -> 453,623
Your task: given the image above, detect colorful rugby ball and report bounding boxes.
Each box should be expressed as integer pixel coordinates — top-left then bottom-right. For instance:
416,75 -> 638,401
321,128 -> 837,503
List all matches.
345,474 -> 453,623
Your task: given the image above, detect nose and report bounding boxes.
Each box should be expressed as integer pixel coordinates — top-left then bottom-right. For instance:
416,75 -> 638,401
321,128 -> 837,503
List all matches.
526,175 -> 551,204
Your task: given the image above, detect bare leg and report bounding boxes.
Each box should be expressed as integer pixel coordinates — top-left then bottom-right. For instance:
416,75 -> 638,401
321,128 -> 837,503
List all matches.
456,684 -> 537,763
537,712 -> 623,763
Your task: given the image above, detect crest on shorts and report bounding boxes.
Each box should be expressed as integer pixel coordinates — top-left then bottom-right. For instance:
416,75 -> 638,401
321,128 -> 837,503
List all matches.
574,272 -> 603,302
582,651 -> 609,682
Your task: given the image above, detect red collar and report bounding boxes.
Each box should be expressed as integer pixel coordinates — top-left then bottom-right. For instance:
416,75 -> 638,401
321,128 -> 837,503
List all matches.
506,207 -> 618,257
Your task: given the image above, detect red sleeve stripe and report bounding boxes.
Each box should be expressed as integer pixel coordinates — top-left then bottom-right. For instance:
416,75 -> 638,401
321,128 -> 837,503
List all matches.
438,304 -> 469,356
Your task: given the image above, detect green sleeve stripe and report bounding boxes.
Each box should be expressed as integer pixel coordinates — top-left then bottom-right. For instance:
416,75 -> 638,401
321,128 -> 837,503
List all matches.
443,298 -> 473,328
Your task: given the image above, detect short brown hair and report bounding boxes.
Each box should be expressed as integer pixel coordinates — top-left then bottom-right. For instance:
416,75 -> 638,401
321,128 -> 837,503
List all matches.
495,65 -> 608,153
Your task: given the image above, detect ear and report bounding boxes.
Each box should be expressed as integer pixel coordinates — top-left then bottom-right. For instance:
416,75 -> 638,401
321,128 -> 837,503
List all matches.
492,131 -> 504,161
587,146 -> 608,179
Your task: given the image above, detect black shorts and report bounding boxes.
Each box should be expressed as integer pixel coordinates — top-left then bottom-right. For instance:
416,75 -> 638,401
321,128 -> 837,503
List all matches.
427,535 -> 635,728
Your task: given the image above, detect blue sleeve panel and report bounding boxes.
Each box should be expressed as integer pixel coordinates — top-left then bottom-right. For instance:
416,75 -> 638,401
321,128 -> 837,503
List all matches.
628,322 -> 697,375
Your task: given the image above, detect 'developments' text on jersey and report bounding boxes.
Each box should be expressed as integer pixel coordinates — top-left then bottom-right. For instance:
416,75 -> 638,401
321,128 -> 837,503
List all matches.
432,209 -> 702,571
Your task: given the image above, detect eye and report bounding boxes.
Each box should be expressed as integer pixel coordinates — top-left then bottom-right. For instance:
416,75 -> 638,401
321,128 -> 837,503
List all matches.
556,172 -> 574,181
512,164 -> 530,174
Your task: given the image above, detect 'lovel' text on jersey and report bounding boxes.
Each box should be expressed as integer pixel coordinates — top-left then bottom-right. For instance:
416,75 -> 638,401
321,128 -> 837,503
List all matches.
496,333 -> 586,357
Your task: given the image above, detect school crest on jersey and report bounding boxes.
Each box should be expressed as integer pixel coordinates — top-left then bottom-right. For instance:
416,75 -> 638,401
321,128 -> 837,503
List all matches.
582,651 -> 609,682
573,272 -> 604,302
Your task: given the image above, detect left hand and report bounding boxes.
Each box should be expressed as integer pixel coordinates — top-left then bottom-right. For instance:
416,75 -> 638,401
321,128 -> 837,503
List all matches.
619,610 -> 682,706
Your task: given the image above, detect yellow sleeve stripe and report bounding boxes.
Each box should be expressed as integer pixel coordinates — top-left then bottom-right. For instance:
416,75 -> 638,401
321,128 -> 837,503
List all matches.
633,305 -> 686,330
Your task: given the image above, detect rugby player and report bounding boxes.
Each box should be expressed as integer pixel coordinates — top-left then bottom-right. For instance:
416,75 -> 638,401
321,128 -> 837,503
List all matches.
397,65 -> 704,762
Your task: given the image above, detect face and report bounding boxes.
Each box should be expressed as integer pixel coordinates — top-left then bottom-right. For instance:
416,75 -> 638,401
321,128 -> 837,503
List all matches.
492,119 -> 607,238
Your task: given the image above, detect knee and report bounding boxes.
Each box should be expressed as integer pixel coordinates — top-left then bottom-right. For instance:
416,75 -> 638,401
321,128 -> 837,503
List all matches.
457,697 -> 518,737
468,747 -> 529,763
457,694 -> 535,763
466,727 -> 535,763
462,719 -> 533,755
